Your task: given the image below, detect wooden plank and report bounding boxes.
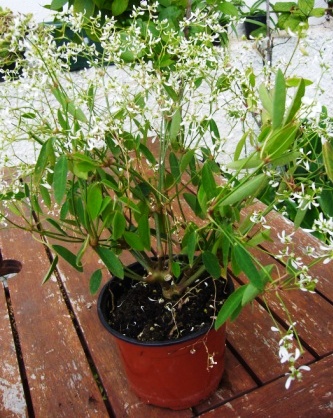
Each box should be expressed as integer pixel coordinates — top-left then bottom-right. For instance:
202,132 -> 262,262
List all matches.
226,299 -> 314,384
193,347 -> 258,415
244,201 -> 333,301
236,246 -> 333,356
0,286 -> 27,418
0,229 -> 110,417
200,354 -> 333,418
54,246 -> 193,417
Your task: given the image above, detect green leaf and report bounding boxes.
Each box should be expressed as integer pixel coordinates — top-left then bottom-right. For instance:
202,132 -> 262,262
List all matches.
294,206 -> 307,228
73,0 -> 95,16
260,124 -> 299,160
112,0 -> 129,15
203,251 -> 221,279
52,245 -> 83,272
234,131 -> 248,161
218,2 -> 239,16
53,155 -> 68,205
163,84 -> 179,101
123,232 -> 145,251
310,7 -> 325,17
298,0 -> 314,16
171,261 -> 181,278
138,214 -> 151,251
42,255 -> 58,284
284,79 -> 305,125
273,2 -> 297,13
242,283 -> 261,306
180,150 -> 195,172
227,155 -> 262,170
215,285 -> 246,329
259,83 -> 273,117
112,211 -> 126,240
95,246 -> 124,279
233,244 -> 263,289
169,108 -> 181,142
322,140 -> 333,183
169,152 -> 180,181
89,269 -> 102,295
219,174 -> 267,207
51,86 -> 88,123
184,231 -> 196,266
34,138 -> 54,184
202,162 -> 217,200
76,235 -> 90,267
40,185 -> 51,209
87,184 -> 103,220
46,218 -> 68,236
272,69 -> 286,130
183,193 -> 204,218
50,0 -> 68,9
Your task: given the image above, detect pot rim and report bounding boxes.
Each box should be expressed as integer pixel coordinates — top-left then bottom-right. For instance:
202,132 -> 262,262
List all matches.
97,261 -> 234,347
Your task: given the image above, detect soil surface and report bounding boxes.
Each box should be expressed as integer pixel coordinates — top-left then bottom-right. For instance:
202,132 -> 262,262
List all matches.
101,272 -> 232,342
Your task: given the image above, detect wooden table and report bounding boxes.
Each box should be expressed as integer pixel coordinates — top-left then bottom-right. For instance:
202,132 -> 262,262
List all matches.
1,204 -> 333,418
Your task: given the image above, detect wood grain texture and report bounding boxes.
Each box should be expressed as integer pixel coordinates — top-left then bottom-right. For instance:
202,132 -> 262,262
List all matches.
0,286 -> 27,418
200,354 -> 333,418
0,229 -> 109,418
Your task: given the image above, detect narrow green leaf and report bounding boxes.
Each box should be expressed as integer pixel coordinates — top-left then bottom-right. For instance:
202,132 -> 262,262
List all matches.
95,246 -> 124,279
203,251 -> 221,279
322,140 -> 333,182
123,232 -> 145,251
215,285 -> 246,329
294,206 -> 307,229
87,184 -> 103,220
53,155 -> 68,205
89,269 -> 102,295
219,174 -> 267,207
40,185 -> 51,209
202,163 -> 217,200
42,255 -> 58,284
242,283 -> 261,306
272,69 -> 286,130
163,84 -> 179,101
185,231 -> 196,266
76,235 -> 90,267
234,131 -> 248,161
112,211 -> 126,240
233,244 -> 263,289
169,108 -> 181,141
138,214 -> 151,251
34,138 -> 54,184
46,218 -> 68,236
52,245 -> 83,272
180,149 -> 195,172
169,152 -> 180,181
284,79 -> 305,125
259,83 -> 273,117
183,193 -> 204,218
171,261 -> 181,278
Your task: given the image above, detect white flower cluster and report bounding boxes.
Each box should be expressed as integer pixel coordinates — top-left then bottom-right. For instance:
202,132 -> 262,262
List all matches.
271,324 -> 310,389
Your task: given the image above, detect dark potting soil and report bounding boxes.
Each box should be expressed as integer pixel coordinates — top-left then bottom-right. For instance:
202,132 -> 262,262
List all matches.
104,276 -> 230,342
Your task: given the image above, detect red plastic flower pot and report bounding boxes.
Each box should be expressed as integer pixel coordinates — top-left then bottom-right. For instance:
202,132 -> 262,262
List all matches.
112,324 -> 227,410
97,264 -> 233,410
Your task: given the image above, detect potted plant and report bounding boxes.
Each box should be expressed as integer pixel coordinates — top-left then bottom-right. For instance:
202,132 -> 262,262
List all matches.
235,0 -> 269,39
0,2 -> 330,410
0,8 -> 32,81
